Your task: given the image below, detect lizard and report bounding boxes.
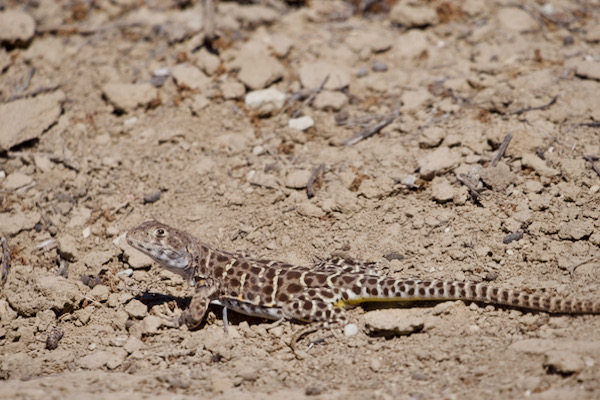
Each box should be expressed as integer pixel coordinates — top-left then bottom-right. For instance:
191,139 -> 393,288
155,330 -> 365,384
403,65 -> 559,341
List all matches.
125,220 -> 600,347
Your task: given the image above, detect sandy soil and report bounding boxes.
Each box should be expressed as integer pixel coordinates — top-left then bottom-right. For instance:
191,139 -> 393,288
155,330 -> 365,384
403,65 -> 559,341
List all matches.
1,1 -> 600,399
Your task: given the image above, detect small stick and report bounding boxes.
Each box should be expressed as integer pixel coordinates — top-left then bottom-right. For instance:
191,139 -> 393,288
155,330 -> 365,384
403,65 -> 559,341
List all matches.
306,164 -> 325,199
457,174 -> 482,200
201,0 -> 217,48
490,133 -> 513,167
569,257 -> 598,276
1,237 -> 10,286
509,95 -> 558,115
291,74 -> 329,118
584,155 -> 600,178
344,112 -> 397,146
579,121 -> 600,128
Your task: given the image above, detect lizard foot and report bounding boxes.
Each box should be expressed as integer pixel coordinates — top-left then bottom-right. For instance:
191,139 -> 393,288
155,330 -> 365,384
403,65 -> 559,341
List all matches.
150,302 -> 183,328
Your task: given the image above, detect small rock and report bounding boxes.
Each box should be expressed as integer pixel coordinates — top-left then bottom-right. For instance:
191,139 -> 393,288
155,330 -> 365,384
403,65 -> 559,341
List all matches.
83,250 -> 116,274
400,174 -> 418,188
480,162 -> 516,191
418,147 -> 461,180
419,126 -> 445,148
124,245 -> 153,269
363,309 -> 424,337
45,326 -> 64,350
106,348 -> 127,370
430,176 -> 455,203
123,335 -> 145,354
90,284 -> 110,302
401,87 -> 432,112
285,169 -> 312,189
221,80 -> 246,100
370,357 -> 382,372
296,202 -> 325,218
124,299 -> 148,319
102,83 -> 158,112
3,172 -> 33,190
194,48 -> 221,75
556,171 -> 583,197
544,351 -> 584,375
372,62 -> 388,72
503,232 -> 523,244
0,9 -> 35,46
497,7 -> 539,32
150,68 -> 170,87
58,234 -> 79,261
298,62 -> 351,90
78,350 -> 111,370
106,226 -> 120,237
233,41 -> 285,90
245,88 -> 286,116
396,30 -> 428,58
190,94 -> 210,114
358,177 -> 396,199
313,90 -> 348,111
232,4 -> 279,28
171,64 -> 211,90
6,275 -> 83,317
265,33 -> 293,57
527,193 -> 550,211
557,220 -> 593,241
356,67 -> 369,78
143,190 -> 161,204
288,116 -> 314,131
140,315 -> 163,335
267,325 -> 284,338
584,25 -> 600,42
431,301 -> 456,316
344,323 -> 358,337
34,155 -> 54,173
575,61 -> 600,81
390,1 -> 439,27
0,91 -> 65,151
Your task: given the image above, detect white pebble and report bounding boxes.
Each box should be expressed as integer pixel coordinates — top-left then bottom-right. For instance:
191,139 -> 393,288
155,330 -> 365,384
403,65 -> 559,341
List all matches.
288,116 -> 314,131
344,323 -> 358,337
116,269 -> 133,277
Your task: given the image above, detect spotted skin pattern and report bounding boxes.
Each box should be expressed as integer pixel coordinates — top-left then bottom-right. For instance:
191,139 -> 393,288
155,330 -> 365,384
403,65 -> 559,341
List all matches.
126,221 -> 600,331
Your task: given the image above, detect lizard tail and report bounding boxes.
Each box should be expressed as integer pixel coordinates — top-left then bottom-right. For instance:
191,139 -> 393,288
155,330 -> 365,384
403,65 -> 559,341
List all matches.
344,278 -> 600,314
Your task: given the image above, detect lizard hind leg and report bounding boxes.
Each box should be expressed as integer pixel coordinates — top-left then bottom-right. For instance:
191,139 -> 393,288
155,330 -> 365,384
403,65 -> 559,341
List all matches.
282,289 -> 348,356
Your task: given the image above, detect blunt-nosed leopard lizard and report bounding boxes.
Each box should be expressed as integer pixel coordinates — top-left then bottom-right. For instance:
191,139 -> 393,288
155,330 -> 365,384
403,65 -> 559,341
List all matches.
126,221 -> 600,344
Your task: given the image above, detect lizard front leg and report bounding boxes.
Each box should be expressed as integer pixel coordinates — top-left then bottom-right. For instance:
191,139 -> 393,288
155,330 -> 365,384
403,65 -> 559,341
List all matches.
179,281 -> 219,329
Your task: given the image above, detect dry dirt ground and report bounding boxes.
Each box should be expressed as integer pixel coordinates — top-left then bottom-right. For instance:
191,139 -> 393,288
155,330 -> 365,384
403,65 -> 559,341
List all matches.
1,0 -> 600,399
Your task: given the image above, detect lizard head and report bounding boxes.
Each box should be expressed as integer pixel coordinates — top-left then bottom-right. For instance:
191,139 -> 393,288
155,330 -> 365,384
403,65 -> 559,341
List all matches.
126,221 -> 195,280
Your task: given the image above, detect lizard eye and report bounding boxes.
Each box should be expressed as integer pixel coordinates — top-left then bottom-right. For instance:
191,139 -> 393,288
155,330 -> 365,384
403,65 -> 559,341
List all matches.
155,228 -> 166,237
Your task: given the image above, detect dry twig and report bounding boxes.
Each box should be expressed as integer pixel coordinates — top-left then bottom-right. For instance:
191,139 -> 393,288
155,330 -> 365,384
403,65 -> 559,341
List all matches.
343,112 -> 398,146
1,237 -> 10,287
457,174 -> 482,200
584,155 -> 600,178
306,164 -> 325,199
509,95 -> 558,115
490,133 -> 513,167
290,74 -> 330,118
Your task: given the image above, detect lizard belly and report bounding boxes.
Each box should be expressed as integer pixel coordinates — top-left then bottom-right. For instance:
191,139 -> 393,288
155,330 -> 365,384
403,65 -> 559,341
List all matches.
211,298 -> 285,320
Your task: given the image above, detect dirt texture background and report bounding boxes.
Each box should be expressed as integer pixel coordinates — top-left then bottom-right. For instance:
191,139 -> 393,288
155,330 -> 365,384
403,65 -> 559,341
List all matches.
1,0 -> 600,399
